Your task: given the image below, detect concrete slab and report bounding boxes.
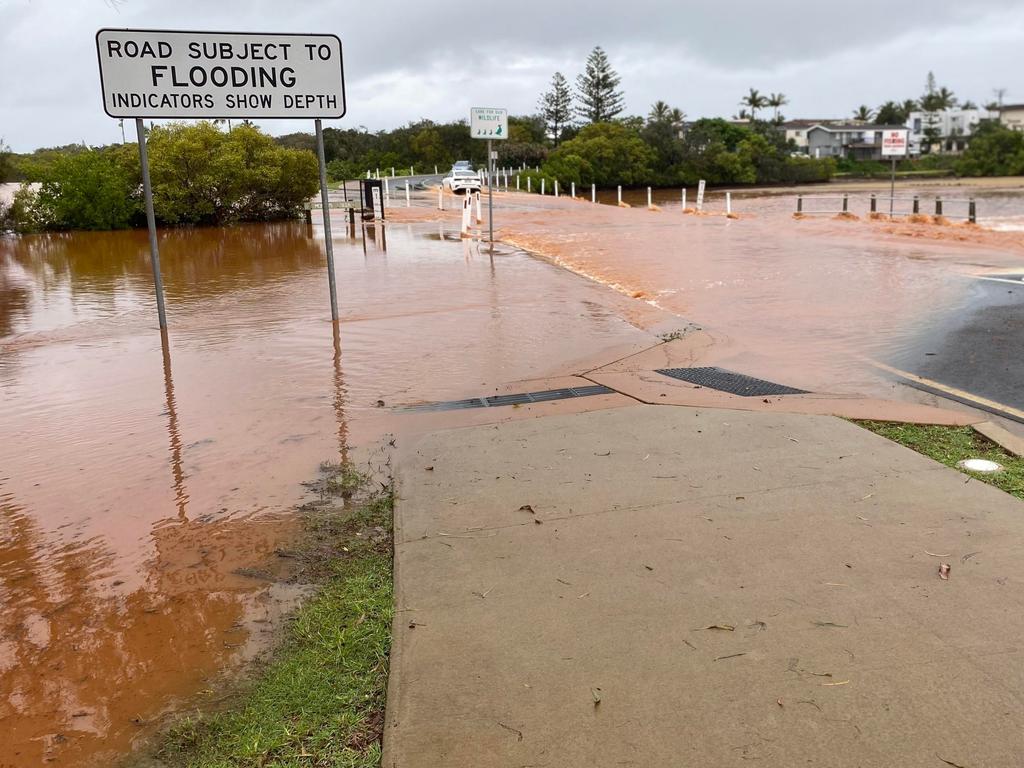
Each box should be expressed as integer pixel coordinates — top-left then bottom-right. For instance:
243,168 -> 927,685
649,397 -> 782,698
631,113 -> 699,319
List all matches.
975,420 -> 1024,456
384,405 -> 1024,767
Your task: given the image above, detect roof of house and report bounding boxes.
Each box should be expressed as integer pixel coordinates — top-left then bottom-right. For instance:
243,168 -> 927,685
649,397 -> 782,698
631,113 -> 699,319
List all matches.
780,119 -> 843,128
807,123 -> 905,133
998,103 -> 1024,111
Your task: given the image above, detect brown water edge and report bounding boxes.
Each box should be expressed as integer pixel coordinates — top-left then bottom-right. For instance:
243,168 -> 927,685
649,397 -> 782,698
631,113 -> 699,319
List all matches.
0,219 -> 658,766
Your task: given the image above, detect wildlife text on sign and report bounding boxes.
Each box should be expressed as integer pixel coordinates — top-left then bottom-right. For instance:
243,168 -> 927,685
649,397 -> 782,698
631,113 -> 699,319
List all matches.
470,107 -> 508,140
95,29 -> 345,118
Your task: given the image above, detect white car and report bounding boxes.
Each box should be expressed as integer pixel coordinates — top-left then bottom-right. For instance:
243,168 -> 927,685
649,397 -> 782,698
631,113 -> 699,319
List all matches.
442,169 -> 482,194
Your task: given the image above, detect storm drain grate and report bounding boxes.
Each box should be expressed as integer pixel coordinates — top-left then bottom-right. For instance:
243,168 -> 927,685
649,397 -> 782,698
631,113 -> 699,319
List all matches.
655,367 -> 809,397
399,384 -> 615,413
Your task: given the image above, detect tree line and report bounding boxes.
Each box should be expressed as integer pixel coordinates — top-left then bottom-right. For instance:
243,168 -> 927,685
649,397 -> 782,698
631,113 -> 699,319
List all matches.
1,124 -> 318,232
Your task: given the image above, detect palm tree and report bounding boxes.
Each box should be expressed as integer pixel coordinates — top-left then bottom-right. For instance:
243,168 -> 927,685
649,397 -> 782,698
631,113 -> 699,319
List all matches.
733,108 -> 751,121
767,92 -> 788,122
740,89 -> 767,120
935,87 -> 957,109
648,100 -> 671,124
667,107 -> 686,130
901,99 -> 919,117
852,105 -> 875,122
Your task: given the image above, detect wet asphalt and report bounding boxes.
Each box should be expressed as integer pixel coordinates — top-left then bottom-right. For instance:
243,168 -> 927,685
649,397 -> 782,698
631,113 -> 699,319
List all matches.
893,274 -> 1024,418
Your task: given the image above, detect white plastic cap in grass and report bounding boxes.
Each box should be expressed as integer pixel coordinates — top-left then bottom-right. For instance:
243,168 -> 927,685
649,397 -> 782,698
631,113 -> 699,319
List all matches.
956,458 -> 1004,473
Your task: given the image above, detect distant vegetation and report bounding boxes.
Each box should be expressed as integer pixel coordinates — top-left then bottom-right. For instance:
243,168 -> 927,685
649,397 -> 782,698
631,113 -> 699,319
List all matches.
2,59 -> 1021,234
1,124 -> 317,233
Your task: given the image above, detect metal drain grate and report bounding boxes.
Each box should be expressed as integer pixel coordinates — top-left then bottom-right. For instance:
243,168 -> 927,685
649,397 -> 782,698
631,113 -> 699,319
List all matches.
655,367 -> 808,397
399,384 -> 615,413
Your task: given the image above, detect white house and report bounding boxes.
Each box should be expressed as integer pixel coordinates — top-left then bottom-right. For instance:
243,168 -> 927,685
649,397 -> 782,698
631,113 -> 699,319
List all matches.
906,108 -> 995,154
998,104 -> 1024,132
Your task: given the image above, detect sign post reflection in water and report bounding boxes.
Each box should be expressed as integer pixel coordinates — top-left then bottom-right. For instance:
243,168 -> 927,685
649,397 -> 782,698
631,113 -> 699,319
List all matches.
95,29 -> 347,325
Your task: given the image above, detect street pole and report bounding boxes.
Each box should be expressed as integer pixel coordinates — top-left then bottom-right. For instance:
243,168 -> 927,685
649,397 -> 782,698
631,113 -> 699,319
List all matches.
135,118 -> 167,330
487,138 -> 494,243
315,118 -> 340,323
889,157 -> 896,218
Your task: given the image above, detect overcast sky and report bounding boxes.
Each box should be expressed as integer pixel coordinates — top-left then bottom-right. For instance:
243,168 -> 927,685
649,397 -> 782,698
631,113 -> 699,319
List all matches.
2,0 -> 1023,152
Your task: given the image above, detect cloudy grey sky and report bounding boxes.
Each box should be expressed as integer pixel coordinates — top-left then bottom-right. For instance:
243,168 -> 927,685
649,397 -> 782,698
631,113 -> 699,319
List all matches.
2,0 -> 1023,152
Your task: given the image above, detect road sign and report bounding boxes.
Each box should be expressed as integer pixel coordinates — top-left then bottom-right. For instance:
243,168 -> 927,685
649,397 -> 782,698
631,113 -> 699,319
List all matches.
470,107 -> 508,140
881,129 -> 909,157
96,29 -> 345,119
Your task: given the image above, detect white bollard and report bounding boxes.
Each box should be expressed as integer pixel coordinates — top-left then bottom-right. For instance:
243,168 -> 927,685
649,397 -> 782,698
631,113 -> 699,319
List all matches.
475,191 -> 482,223
726,192 -> 732,215
434,164 -> 438,175
391,166 -> 395,178
554,180 -> 559,198
375,167 -> 380,179
592,184 -> 596,203
366,170 -> 371,179
461,193 -> 472,236
541,178 -> 545,195
405,182 -> 411,207
438,186 -> 444,210
571,182 -> 575,199
384,176 -> 390,201
517,175 -> 520,191
682,188 -> 687,210
527,177 -> 531,193
409,165 -> 414,176
647,187 -> 652,209
617,186 -> 622,205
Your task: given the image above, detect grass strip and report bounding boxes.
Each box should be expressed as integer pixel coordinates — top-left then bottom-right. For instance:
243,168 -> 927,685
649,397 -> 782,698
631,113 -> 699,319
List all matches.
855,421 -> 1024,501
155,464 -> 393,768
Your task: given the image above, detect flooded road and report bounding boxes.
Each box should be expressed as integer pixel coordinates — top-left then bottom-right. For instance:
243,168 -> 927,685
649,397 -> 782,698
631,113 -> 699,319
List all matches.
488,183 -> 1024,400
0,220 -> 654,765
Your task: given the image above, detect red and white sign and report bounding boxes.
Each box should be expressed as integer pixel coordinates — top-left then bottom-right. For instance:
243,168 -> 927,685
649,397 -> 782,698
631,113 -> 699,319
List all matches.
881,129 -> 909,157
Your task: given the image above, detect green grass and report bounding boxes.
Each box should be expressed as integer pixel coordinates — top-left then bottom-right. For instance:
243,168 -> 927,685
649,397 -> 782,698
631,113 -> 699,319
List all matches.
855,421 -> 1024,501
155,469 -> 394,768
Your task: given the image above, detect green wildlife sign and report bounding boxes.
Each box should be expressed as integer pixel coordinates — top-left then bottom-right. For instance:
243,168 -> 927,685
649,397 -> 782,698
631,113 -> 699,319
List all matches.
470,107 -> 508,140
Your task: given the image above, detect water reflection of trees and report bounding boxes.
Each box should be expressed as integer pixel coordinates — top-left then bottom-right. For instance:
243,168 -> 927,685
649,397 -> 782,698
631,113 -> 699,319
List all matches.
0,221 -> 326,311
0,260 -> 31,337
0,493 -> 293,766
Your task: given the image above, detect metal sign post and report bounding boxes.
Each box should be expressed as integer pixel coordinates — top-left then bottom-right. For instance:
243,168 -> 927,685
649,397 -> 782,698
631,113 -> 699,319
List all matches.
135,118 -> 168,329
315,118 -> 339,321
470,107 -> 508,244
880,129 -> 909,218
96,29 -> 346,327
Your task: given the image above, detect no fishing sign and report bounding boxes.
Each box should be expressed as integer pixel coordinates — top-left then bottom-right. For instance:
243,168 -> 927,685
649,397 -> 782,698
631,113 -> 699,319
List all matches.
95,29 -> 346,119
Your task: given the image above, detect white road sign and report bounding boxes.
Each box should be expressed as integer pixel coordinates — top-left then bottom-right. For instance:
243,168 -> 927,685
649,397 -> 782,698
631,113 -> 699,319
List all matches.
96,29 -> 345,119
881,129 -> 909,157
470,107 -> 508,140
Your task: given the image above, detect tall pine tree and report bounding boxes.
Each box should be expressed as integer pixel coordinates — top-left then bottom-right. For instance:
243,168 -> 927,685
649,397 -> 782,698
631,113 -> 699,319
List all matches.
575,46 -> 624,123
538,72 -> 573,145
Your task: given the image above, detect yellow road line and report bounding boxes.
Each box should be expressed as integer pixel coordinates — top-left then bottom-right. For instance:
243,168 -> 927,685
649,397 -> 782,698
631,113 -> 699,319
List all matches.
870,360 -> 1024,421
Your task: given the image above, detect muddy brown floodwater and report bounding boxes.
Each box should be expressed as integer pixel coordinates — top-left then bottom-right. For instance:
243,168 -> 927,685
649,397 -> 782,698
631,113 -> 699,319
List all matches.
0,220 -> 655,766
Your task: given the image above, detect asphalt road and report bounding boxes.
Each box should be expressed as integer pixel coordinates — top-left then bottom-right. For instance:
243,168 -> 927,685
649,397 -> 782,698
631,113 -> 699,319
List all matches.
890,274 -> 1024,421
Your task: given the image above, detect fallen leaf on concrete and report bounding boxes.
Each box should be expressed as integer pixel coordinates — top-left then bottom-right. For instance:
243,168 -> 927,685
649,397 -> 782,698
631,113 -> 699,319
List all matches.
861,493 -> 874,500
591,687 -> 602,705
424,466 -> 434,471
683,639 -> 697,650
375,399 -> 385,408
519,504 -> 535,514
786,436 -> 800,443
748,620 -> 767,632
939,563 -> 951,580
715,652 -> 747,661
821,680 -> 850,686
796,699 -> 822,711
936,755 -> 969,768
643,564 -> 654,571
735,496 -> 745,500
533,518 -> 543,525
776,698 -> 783,707
961,552 -> 980,563
556,578 -> 573,586
824,583 -> 848,587
699,624 -> 736,632
812,621 -> 848,628
577,592 -> 590,599
925,550 -> 952,558
594,451 -> 611,456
